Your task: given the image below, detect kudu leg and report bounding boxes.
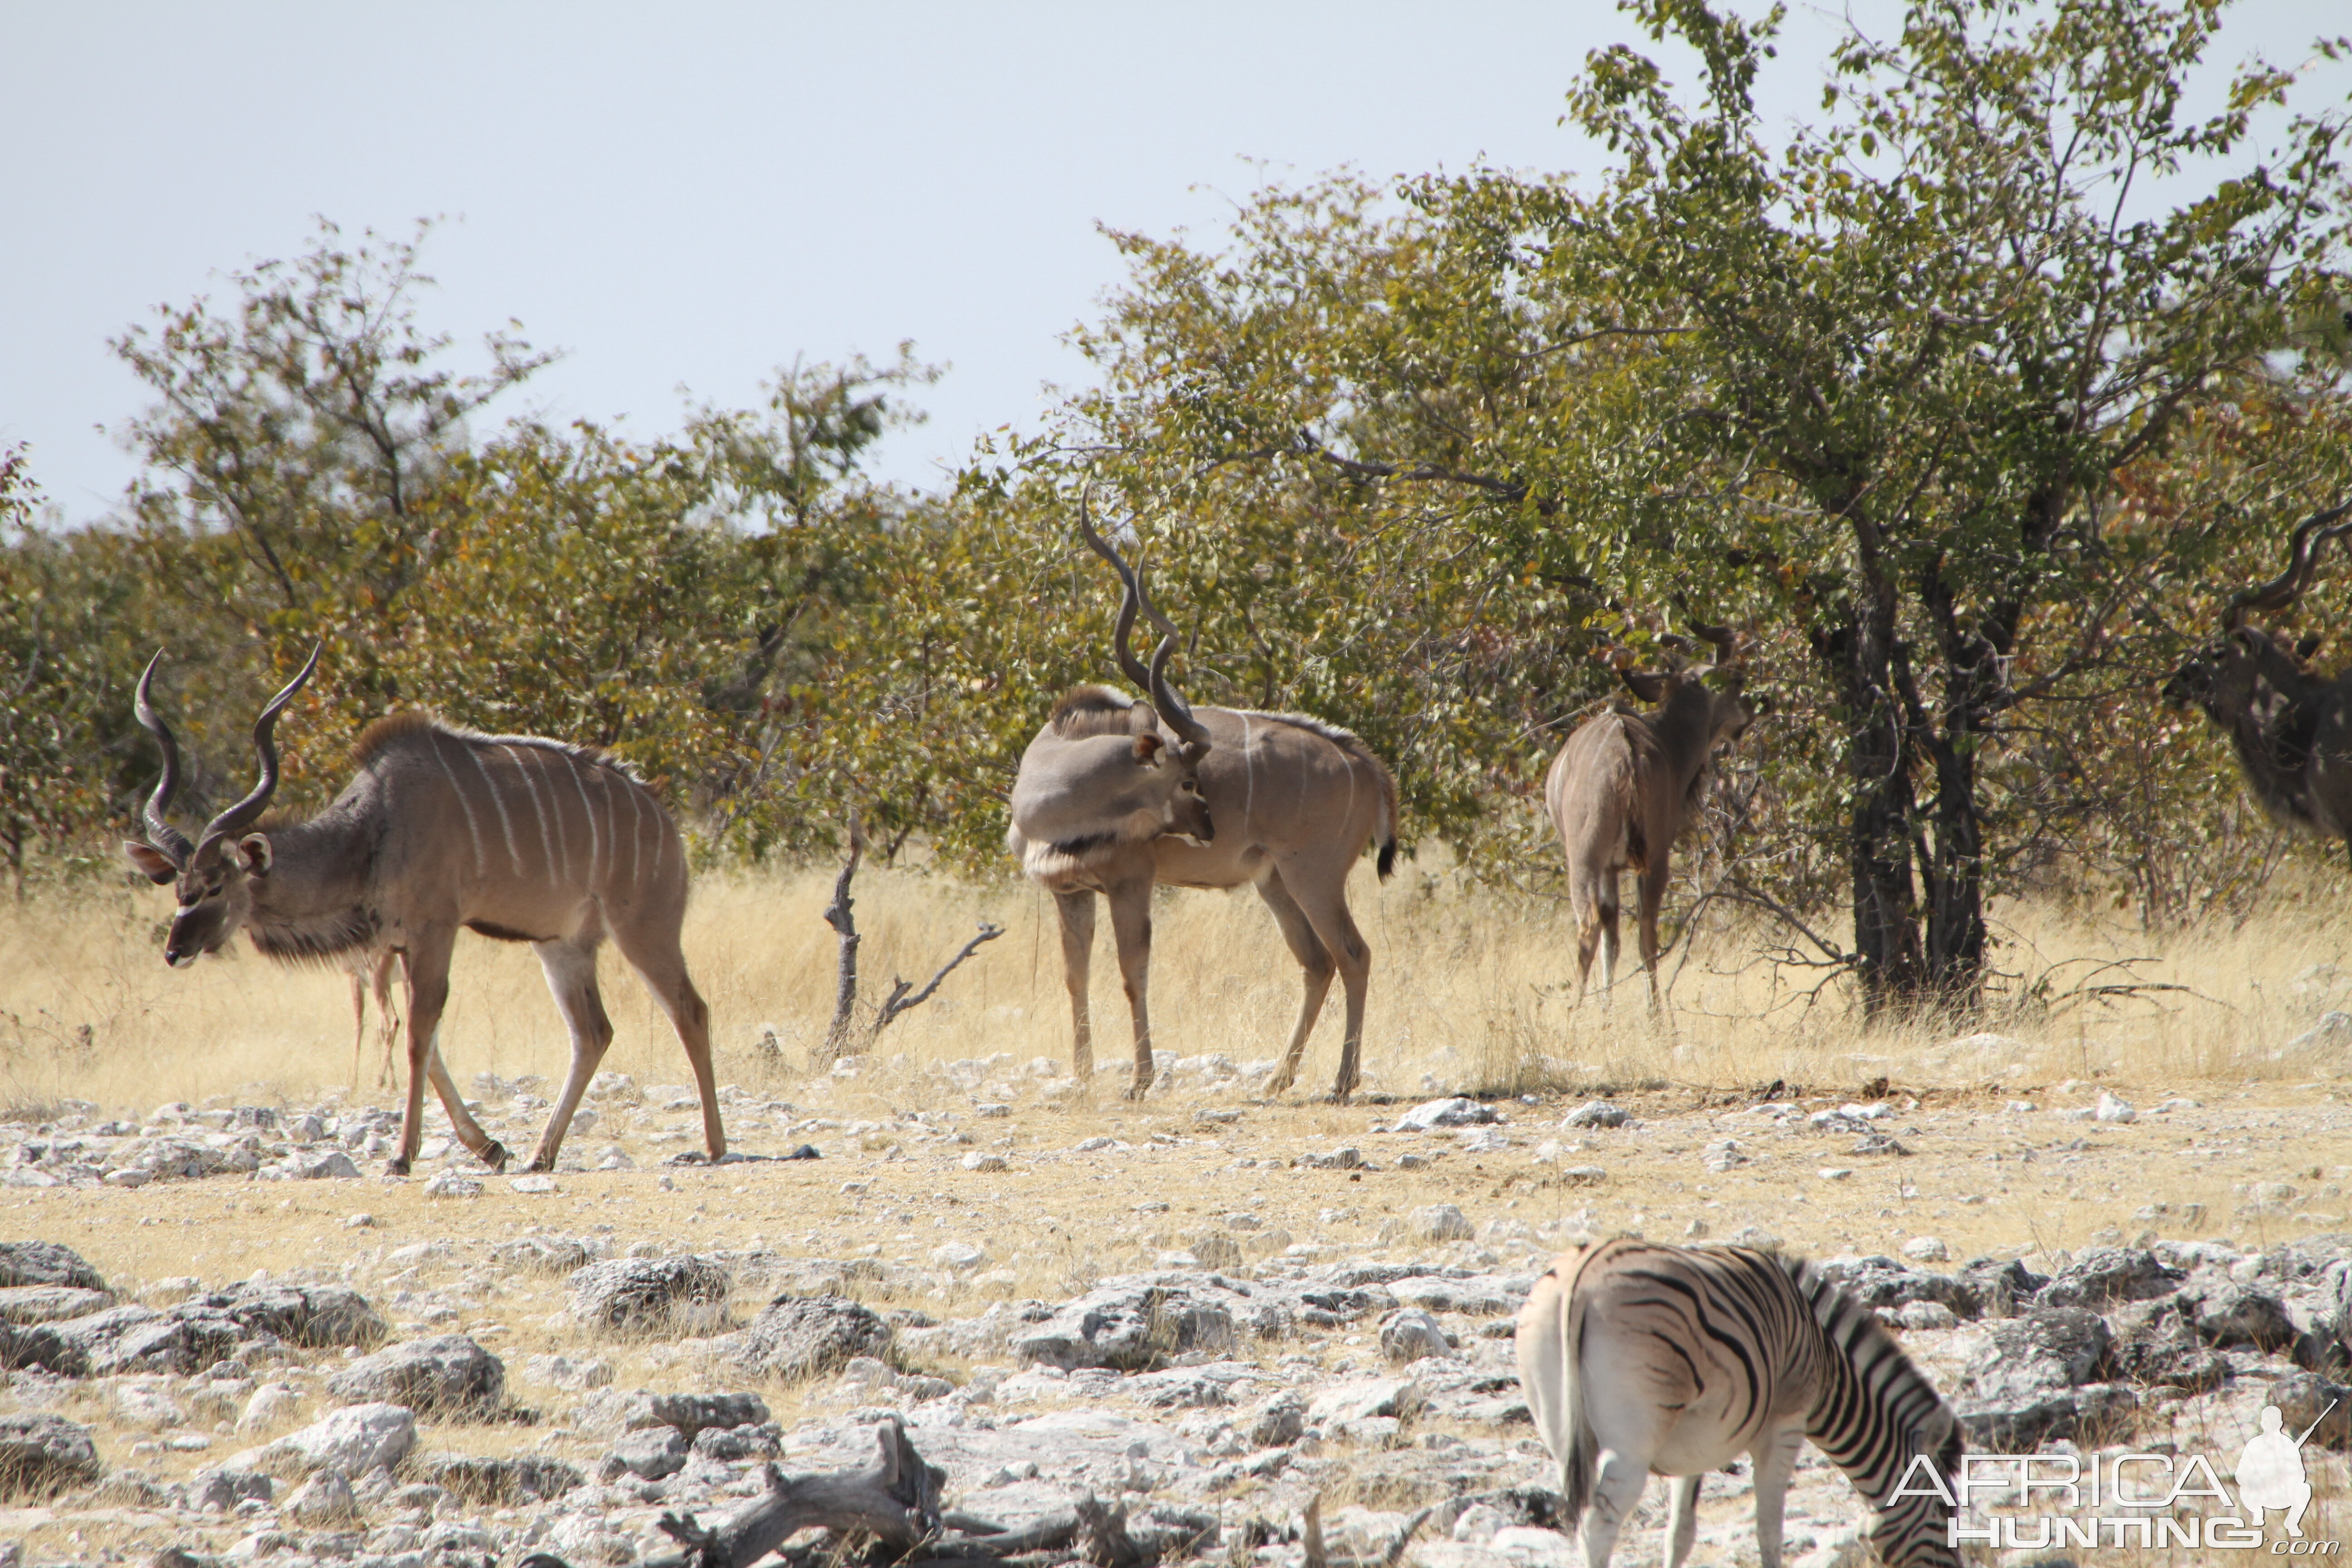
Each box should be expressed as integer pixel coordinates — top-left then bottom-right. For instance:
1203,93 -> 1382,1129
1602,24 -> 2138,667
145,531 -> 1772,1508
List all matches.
388,931 -> 455,1176
1636,859 -> 1668,1011
1104,877 -> 1157,1100
1053,890 -> 1098,1082
371,951 -> 401,1089
348,969 -> 368,1088
527,939 -> 616,1173
611,920 -> 725,1162
424,1046 -> 511,1171
1255,874 -> 1335,1097
1293,886 -> 1372,1102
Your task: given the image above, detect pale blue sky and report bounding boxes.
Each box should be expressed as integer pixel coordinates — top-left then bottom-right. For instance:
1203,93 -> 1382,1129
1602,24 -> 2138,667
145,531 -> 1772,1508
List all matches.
4,2 -> 2344,521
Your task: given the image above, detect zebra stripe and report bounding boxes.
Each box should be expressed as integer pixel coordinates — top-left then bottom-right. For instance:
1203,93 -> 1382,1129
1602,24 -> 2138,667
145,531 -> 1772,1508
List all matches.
1516,1237 -> 1962,1568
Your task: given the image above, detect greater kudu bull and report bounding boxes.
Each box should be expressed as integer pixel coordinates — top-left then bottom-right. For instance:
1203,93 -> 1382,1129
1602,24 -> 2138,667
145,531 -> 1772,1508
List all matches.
1007,515 -> 1399,1100
1546,626 -> 1754,1004
2164,500 -> 2352,868
122,650 -> 725,1174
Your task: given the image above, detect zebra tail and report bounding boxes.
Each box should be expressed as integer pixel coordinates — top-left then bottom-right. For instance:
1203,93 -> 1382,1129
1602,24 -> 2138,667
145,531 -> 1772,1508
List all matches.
1558,1298 -> 1597,1533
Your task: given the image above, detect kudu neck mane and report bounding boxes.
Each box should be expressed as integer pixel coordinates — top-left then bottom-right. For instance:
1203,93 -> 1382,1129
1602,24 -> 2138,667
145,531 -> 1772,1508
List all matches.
234,800 -> 383,966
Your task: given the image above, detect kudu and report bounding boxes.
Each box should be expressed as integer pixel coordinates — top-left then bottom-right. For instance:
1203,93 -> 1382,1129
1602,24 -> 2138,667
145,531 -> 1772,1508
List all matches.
122,650 -> 725,1174
1546,624 -> 1754,1005
2164,499 -> 2352,868
1006,512 -> 1399,1101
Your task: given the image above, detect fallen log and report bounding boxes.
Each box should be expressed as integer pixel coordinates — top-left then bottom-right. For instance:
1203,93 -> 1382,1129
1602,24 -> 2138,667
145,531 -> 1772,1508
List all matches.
534,1417 -> 1188,1568
638,1416 -> 945,1568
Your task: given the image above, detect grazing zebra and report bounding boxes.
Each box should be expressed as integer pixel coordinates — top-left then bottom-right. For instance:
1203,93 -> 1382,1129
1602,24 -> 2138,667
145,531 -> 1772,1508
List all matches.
1516,1237 -> 1963,1568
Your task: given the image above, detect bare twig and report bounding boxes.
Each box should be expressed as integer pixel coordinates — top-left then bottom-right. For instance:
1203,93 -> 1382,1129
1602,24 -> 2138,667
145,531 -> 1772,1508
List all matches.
873,922 -> 1007,1039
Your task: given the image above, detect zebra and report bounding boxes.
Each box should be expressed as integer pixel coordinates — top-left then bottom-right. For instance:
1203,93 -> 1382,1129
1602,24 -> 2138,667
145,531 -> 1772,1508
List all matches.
1515,1237 -> 1964,1568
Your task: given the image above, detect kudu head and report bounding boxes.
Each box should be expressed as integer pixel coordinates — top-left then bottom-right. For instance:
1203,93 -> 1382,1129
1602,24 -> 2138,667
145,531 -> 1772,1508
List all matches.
1614,615 -> 1756,755
122,647 -> 321,968
2163,501 -> 2349,726
1073,497 -> 1214,845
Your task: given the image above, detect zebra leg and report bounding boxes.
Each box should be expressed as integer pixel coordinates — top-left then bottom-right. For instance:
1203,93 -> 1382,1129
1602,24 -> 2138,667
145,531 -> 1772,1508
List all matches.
1580,1448 -> 1649,1568
1749,1423 -> 1806,1568
1661,1473 -> 1701,1568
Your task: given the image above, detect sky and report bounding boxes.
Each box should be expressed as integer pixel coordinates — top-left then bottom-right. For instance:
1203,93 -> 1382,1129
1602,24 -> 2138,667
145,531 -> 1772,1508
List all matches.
4,2 -> 2346,524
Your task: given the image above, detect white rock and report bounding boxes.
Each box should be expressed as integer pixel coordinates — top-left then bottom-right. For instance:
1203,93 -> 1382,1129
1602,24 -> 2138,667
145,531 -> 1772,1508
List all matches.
421,1170 -> 482,1200
508,1174 -> 558,1194
960,1152 -> 1009,1172
1896,1300 -> 1959,1330
240,1401 -> 416,1475
1561,1100 -> 1629,1128
1410,1203 -> 1474,1241
585,1071 -> 639,1102
523,1353 -> 613,1391
931,1241 -> 988,1272
1703,1139 -> 1752,1172
236,1383 -> 301,1434
1900,1236 -> 1949,1263
1395,1097 -> 1497,1130
1819,1167 -> 1855,1181
1455,1127 -> 1509,1153
1452,1503 -> 1510,1544
285,1466 -> 356,1524
2093,1092 -> 2137,1123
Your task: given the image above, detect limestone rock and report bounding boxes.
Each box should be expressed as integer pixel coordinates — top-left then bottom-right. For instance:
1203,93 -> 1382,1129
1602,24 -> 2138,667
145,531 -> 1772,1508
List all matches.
1396,1097 -> 1497,1130
240,1401 -> 416,1476
416,1452 -> 585,1504
2036,1245 -> 2182,1308
284,1466 -> 356,1525
568,1255 -> 731,1337
325,1334 -> 505,1416
0,1241 -> 104,1292
1957,1308 -> 2129,1450
627,1390 -> 770,1440
1010,1279 -> 1236,1371
0,1285 -> 112,1324
1379,1308 -> 1452,1363
600,1426 -> 687,1481
1410,1204 -> 1475,1242
735,1294 -> 893,1379
0,1412 -> 101,1497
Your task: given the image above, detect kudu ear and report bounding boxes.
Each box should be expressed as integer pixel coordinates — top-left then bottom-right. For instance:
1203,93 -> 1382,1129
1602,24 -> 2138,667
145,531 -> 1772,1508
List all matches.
1132,733 -> 1165,766
235,833 -> 274,877
123,841 -> 178,886
1128,700 -> 1161,735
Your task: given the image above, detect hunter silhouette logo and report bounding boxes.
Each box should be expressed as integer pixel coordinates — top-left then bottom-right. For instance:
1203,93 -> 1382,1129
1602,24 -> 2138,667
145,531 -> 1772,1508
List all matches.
2238,1401 -> 2334,1539
1893,1398 -> 2342,1552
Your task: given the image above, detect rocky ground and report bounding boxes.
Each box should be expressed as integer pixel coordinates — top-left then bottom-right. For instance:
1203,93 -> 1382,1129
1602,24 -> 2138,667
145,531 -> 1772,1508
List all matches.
2,1049 -> 2350,1566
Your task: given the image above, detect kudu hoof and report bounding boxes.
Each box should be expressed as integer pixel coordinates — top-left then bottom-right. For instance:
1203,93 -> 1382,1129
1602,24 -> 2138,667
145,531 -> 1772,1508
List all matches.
1124,1077 -> 1153,1102
479,1141 -> 512,1173
384,1156 -> 412,1177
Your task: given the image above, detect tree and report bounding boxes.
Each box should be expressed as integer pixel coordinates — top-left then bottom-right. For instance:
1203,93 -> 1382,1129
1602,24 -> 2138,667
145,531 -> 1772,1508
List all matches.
984,0 -> 2352,1011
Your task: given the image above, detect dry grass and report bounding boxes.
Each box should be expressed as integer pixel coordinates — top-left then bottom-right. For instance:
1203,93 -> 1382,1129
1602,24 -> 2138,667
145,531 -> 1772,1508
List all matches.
3,858 -> 2347,1117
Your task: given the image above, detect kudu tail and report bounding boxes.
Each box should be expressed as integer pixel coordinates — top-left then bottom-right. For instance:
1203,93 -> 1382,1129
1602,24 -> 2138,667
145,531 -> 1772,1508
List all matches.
1373,762 -> 1400,880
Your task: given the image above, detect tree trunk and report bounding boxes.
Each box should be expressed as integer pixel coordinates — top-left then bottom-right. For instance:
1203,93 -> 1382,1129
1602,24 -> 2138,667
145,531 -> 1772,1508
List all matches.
1813,593 -> 1926,1013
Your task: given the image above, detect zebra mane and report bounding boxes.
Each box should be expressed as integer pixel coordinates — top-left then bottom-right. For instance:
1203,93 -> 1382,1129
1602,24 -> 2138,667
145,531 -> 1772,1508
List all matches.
1778,1254 -> 1963,1508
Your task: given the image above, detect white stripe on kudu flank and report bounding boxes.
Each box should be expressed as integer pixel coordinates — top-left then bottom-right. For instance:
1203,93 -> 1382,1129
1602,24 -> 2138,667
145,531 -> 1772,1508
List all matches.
466,744 -> 523,875
503,745 -> 557,879
623,779 -> 645,886
1239,712 -> 1255,827
565,753 -> 602,885
433,735 -> 487,874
